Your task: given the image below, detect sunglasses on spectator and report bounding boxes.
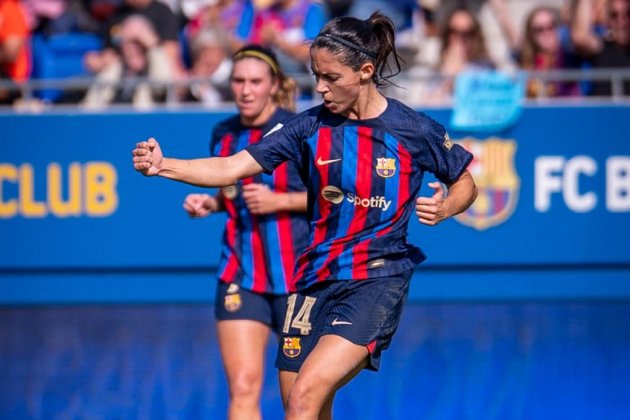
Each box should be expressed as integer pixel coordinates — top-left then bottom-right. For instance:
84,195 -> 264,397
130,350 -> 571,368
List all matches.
532,22 -> 557,35
449,28 -> 475,38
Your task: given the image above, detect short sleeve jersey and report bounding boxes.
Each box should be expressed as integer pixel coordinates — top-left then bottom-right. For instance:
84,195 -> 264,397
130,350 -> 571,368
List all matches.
246,98 -> 473,291
211,108 -> 309,295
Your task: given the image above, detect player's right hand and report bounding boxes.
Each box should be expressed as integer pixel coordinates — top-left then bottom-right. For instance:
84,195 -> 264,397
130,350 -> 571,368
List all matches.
132,137 -> 163,176
183,193 -> 214,218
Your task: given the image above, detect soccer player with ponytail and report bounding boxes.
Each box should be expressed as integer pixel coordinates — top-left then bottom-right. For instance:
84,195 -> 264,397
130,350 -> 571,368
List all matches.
134,14 -> 477,419
182,44 -> 308,420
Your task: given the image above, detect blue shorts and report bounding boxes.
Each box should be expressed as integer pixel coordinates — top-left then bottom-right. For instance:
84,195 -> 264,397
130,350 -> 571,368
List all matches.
275,270 -> 412,373
214,281 -> 289,336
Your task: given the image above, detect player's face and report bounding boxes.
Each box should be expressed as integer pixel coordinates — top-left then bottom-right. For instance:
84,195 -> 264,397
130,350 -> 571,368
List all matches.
311,47 -> 363,116
230,58 -> 279,126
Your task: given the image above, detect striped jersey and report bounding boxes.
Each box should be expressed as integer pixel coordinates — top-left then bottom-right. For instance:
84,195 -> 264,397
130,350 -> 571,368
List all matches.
211,108 -> 308,295
246,98 -> 473,291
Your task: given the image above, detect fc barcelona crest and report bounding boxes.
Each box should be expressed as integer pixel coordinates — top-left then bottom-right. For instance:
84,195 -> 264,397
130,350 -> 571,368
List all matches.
224,293 -> 242,312
375,158 -> 396,178
283,337 -> 302,358
454,137 -> 520,230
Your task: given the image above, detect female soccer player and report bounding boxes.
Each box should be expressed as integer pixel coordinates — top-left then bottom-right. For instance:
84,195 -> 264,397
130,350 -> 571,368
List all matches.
133,13 -> 477,419
182,44 -> 308,420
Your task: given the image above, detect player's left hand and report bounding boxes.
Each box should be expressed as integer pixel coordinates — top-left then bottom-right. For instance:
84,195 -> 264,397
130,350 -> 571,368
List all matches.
242,183 -> 277,215
416,182 -> 450,226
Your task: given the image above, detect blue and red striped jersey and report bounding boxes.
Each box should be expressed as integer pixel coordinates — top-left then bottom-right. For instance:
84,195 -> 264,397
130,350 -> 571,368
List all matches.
246,98 -> 473,291
211,108 -> 308,295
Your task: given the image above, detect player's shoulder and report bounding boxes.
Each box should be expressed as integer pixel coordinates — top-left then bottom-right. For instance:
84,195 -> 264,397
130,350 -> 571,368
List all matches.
385,97 -> 444,130
268,104 -> 326,137
211,114 -> 241,144
214,114 -> 241,133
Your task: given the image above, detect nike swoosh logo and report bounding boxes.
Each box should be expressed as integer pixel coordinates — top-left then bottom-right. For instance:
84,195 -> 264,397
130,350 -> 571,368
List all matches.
331,318 -> 352,326
317,157 -> 342,166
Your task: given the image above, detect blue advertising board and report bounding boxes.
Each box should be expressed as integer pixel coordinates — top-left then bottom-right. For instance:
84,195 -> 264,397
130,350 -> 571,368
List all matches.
1,105 -> 629,302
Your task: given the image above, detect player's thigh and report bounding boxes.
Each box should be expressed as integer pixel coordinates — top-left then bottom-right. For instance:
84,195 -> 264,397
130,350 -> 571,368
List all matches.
217,319 -> 270,380
297,334 -> 369,394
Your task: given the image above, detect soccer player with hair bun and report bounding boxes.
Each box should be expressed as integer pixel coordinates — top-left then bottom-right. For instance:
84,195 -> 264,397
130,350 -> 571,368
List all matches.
134,13 -> 477,419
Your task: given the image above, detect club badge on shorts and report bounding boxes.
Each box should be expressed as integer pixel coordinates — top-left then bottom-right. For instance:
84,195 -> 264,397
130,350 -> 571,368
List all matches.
283,337 -> 301,358
375,157 -> 396,178
224,284 -> 242,312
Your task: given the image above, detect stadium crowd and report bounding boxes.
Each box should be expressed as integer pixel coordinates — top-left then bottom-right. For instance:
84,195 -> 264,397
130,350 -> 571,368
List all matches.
0,0 -> 629,108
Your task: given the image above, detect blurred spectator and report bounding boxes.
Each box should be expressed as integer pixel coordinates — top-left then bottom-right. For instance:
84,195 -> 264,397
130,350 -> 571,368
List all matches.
345,0 -> 423,66
516,5 -> 583,97
436,0 -> 521,71
81,14 -> 173,108
184,0 -> 255,56
87,0 -> 124,24
572,0 -> 630,95
22,0 -> 99,35
430,7 -> 495,100
84,0 -> 183,77
414,0 -> 440,69
439,7 -> 495,74
183,26 -> 232,104
248,0 -> 325,86
0,0 -> 31,104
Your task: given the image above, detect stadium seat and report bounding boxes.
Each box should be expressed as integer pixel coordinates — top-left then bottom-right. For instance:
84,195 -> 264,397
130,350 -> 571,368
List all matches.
31,33 -> 102,102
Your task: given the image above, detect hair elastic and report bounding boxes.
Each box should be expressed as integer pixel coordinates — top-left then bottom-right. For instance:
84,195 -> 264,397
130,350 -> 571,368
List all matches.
320,34 -> 377,59
233,50 -> 280,75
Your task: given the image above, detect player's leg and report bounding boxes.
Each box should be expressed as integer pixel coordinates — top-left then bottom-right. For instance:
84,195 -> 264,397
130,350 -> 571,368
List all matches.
279,367 -> 338,420
279,369 -> 297,410
284,334 -> 369,420
318,392 -> 335,420
217,319 -> 270,420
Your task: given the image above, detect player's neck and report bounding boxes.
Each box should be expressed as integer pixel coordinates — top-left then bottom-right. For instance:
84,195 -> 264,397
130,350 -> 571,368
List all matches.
347,87 -> 387,120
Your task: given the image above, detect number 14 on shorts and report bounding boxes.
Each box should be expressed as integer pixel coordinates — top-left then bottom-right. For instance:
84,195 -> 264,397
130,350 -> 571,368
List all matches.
283,295 -> 316,335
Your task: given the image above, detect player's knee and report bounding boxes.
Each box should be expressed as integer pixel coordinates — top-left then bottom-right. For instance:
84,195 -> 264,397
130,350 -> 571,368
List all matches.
229,371 -> 261,400
285,380 -> 320,417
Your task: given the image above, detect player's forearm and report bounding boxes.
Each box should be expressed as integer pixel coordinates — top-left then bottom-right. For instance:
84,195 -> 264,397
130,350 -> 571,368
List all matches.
158,150 -> 263,188
444,171 -> 478,217
206,194 -> 226,212
158,157 -> 239,187
274,191 -> 308,212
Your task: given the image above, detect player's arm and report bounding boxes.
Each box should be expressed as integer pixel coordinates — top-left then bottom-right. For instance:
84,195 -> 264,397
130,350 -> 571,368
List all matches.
242,185 -> 307,215
183,193 -> 226,218
274,191 -> 307,212
132,138 -> 263,187
416,170 -> 477,226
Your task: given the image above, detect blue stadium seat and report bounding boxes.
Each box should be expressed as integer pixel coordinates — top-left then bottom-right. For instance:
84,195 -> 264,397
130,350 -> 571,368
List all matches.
31,33 -> 102,102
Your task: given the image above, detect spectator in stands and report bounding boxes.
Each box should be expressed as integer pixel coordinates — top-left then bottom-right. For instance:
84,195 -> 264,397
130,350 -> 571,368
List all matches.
248,0 -> 326,93
182,26 -> 232,104
184,0 -> 255,56
0,0 -> 31,104
22,0 -> 99,35
81,14 -> 173,108
422,6 -> 495,103
84,0 -> 183,77
572,0 -> 630,95
516,5 -> 583,98
344,0 -> 424,69
87,0 -> 123,24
